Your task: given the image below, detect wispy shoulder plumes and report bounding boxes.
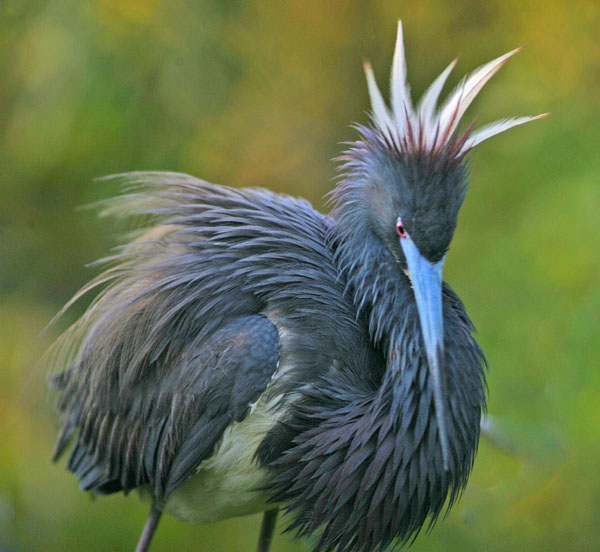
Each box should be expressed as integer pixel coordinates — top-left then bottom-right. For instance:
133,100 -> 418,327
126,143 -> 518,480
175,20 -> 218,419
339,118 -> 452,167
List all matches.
363,21 -> 548,157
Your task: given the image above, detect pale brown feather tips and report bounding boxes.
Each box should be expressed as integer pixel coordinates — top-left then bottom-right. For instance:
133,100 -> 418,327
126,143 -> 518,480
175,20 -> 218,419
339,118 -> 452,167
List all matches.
364,21 -> 548,157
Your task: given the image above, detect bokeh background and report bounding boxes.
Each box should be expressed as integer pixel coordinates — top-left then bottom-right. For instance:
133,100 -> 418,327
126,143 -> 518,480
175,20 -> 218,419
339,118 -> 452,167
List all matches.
1,1 -> 599,551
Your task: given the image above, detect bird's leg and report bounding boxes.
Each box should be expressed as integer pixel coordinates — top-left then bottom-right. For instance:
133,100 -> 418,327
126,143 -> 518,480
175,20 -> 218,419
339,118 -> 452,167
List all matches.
135,503 -> 163,552
256,508 -> 278,552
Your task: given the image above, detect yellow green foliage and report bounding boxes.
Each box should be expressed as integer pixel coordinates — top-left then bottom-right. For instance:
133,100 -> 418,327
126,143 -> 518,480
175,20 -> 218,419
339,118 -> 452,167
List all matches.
1,1 -> 598,550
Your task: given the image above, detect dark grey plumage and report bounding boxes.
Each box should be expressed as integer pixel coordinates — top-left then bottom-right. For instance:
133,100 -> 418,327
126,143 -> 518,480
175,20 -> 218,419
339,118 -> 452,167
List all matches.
259,132 -> 486,551
49,20 -> 545,552
51,176 -> 373,501
51,167 -> 482,551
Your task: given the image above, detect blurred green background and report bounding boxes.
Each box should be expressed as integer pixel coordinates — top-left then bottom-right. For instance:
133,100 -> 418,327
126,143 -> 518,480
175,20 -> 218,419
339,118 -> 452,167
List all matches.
1,0 -> 599,550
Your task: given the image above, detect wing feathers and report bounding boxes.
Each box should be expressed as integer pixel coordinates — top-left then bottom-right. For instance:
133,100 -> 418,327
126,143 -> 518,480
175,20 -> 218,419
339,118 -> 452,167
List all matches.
53,314 -> 279,500
49,173 -> 366,501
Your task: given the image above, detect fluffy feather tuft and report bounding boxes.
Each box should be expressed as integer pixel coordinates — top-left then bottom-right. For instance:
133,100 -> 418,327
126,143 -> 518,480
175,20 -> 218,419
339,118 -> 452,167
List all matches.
364,21 -> 547,157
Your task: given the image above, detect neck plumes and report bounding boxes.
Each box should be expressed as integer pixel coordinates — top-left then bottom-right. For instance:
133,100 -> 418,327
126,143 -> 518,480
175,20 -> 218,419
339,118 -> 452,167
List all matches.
266,184 -> 486,551
330,200 -> 487,536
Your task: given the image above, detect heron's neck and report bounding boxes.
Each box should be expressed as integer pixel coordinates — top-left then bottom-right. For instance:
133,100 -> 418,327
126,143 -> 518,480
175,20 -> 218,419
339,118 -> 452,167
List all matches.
334,226 -> 414,351
335,224 -> 450,433
266,222 -> 486,552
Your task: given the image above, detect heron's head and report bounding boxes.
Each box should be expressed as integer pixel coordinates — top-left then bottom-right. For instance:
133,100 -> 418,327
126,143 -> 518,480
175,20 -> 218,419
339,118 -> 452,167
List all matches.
332,21 -> 546,467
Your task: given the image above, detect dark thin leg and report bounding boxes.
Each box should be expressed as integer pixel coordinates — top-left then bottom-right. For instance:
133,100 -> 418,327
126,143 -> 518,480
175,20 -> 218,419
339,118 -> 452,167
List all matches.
135,504 -> 163,552
257,508 -> 278,552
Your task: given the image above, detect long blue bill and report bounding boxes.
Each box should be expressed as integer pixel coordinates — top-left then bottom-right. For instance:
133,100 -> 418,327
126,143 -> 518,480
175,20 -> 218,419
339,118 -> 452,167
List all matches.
400,238 -> 450,470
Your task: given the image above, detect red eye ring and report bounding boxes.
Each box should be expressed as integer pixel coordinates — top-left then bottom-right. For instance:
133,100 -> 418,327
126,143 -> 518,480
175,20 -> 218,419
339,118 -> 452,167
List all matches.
396,219 -> 407,238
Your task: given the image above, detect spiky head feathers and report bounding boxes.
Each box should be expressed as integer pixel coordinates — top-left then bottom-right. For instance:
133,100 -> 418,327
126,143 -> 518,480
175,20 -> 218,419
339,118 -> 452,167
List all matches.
364,20 -> 547,158
333,21 -> 547,262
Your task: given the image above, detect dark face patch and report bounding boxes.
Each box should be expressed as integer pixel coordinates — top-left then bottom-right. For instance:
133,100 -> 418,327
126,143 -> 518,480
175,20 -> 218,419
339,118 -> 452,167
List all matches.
365,149 -> 468,263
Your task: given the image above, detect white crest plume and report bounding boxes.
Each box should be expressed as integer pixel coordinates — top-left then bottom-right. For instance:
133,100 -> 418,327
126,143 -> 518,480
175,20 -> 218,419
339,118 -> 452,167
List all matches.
364,21 -> 548,156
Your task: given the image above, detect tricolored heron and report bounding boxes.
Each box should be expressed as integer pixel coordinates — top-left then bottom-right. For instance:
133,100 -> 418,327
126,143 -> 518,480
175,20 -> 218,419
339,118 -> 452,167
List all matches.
49,21 -> 546,552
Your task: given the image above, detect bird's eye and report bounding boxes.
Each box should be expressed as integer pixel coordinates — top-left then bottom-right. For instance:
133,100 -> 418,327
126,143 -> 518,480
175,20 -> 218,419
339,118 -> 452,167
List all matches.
396,219 -> 407,238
